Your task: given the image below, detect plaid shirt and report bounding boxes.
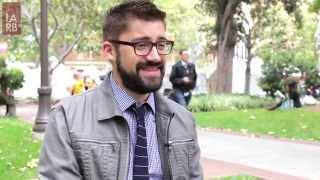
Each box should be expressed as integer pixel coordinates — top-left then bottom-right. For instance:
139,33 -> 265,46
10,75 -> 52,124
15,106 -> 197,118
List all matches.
110,73 -> 162,180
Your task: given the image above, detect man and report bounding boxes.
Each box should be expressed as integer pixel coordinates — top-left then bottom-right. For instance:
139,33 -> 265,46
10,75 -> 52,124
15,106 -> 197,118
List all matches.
169,50 -> 197,107
39,1 -> 203,180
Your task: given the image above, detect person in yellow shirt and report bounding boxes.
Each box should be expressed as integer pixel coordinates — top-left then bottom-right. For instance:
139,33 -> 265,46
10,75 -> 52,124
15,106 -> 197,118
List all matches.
70,72 -> 84,95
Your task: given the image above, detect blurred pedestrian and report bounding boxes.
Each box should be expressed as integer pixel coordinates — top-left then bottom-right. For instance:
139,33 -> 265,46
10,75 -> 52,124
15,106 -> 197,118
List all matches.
267,77 -> 302,110
84,75 -> 97,91
169,49 -> 197,107
70,71 -> 84,95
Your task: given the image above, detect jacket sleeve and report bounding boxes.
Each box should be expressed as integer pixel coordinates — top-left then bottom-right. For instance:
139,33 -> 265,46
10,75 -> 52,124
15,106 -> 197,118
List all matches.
169,64 -> 184,86
38,106 -> 82,180
193,64 -> 197,83
190,118 -> 203,180
189,64 -> 197,90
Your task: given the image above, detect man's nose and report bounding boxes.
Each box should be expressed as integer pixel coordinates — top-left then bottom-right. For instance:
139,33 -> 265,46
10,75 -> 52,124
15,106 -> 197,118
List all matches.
146,46 -> 161,62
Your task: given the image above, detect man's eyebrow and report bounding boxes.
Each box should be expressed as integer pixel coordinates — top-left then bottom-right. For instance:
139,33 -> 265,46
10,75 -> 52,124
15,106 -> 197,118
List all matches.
131,37 -> 151,42
158,37 -> 169,41
131,36 -> 169,42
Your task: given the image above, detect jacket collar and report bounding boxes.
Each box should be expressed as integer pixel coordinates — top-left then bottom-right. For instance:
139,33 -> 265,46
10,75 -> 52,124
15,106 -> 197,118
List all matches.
96,72 -> 173,121
96,72 -> 123,121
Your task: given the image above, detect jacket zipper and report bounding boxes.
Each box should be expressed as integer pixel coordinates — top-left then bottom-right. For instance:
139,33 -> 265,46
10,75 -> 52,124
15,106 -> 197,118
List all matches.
167,138 -> 194,179
166,113 -> 174,180
125,121 -> 131,180
75,139 -> 118,146
168,138 -> 194,145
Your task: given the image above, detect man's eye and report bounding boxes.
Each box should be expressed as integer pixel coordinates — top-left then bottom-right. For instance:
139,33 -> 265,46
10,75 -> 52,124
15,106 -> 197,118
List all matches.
157,43 -> 166,49
135,42 -> 148,50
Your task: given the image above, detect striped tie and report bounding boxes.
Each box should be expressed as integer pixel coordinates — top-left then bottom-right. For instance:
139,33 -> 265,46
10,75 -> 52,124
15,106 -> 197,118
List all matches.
132,104 -> 149,180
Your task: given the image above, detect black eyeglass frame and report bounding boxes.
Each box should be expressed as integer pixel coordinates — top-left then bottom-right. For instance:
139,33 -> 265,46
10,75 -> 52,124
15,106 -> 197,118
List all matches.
109,39 -> 174,56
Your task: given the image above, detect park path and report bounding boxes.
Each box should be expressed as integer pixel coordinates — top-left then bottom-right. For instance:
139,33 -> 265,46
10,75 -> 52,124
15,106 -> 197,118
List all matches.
1,102 -> 320,179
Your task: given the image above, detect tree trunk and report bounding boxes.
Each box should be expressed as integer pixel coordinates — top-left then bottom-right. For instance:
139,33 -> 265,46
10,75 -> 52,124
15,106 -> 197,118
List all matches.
6,103 -> 16,116
215,41 -> 234,93
244,33 -> 252,95
214,0 -> 240,93
244,61 -> 251,94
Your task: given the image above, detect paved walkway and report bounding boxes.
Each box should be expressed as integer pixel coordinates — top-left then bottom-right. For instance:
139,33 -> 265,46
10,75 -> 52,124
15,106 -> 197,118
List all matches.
1,102 -> 320,179
199,130 -> 320,179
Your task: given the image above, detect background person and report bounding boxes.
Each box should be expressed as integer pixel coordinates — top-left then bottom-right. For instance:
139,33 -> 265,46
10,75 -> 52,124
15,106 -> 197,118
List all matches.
70,70 -> 84,95
169,49 -> 197,107
267,77 -> 302,110
83,75 -> 97,91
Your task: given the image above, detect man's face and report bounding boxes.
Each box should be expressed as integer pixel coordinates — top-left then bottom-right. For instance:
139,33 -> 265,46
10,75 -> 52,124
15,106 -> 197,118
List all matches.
113,19 -> 167,94
180,51 -> 189,61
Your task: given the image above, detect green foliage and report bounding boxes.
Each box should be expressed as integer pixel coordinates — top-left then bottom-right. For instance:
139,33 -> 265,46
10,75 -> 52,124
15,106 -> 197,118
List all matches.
258,3 -> 320,96
152,0 -> 213,51
1,0 -> 122,61
310,0 -> 320,12
6,69 -> 24,90
259,51 -> 319,96
196,0 -> 301,49
0,117 -> 41,179
195,108 -> 320,141
0,57 -> 24,104
2,0 -> 213,62
189,94 -> 275,112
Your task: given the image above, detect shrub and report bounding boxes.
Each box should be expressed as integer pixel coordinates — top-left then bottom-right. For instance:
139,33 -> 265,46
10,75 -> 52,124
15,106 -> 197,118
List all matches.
189,94 -> 275,112
0,57 -> 24,116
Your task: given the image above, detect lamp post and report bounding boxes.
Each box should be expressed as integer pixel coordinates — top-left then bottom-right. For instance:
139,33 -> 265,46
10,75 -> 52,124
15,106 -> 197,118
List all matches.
33,0 -> 51,132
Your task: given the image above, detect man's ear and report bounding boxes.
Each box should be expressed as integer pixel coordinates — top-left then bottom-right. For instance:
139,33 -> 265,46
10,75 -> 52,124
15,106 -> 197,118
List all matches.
102,41 -> 116,63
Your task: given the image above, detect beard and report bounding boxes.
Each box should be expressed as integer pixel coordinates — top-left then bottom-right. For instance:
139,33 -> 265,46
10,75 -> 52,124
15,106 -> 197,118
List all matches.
116,53 -> 165,94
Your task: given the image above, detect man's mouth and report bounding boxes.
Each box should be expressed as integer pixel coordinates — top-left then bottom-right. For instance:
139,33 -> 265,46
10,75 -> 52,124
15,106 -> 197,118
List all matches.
138,63 -> 163,78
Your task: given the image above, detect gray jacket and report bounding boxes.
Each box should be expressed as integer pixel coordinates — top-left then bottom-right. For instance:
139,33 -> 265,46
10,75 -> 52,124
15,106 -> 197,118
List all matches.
39,77 -> 203,180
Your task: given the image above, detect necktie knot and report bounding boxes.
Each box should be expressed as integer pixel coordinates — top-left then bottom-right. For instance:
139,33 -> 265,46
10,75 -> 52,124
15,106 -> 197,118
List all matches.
131,104 -> 146,123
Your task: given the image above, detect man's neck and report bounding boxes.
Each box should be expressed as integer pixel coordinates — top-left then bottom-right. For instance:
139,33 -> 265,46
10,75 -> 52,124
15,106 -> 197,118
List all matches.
112,72 -> 150,104
180,60 -> 188,65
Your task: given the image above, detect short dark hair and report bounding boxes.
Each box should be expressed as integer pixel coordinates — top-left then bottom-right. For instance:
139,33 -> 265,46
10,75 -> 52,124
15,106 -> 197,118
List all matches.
179,49 -> 187,55
103,0 -> 166,41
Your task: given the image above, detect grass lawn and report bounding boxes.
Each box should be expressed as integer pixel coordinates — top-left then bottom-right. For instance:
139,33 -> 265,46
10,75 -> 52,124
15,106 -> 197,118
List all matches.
0,117 -> 41,180
194,108 -> 320,142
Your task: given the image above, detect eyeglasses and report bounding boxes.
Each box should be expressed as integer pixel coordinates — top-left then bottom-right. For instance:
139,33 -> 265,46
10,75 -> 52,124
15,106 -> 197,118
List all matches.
109,40 -> 174,56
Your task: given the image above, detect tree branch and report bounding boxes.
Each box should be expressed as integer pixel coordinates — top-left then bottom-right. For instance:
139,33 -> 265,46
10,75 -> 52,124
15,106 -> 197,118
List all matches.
220,0 -> 240,47
49,23 -> 84,74
221,0 -> 239,31
48,6 -> 59,44
31,13 -> 41,46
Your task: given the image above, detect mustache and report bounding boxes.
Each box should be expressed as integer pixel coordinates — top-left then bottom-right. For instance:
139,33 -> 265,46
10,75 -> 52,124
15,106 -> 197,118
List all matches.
136,61 -> 164,70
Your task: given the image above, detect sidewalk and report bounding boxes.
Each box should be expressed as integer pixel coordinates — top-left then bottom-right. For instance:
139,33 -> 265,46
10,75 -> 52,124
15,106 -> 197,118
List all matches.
2,102 -> 320,179
199,130 -> 320,179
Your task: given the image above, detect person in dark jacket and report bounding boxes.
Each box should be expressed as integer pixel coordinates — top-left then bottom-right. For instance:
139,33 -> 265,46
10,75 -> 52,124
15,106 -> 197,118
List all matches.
169,50 -> 197,107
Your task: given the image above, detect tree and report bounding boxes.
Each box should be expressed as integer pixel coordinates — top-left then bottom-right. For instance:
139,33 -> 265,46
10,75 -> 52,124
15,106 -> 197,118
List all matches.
0,0 -> 214,66
198,0 -> 300,93
154,0 -> 213,52
311,0 -> 320,11
21,0 -> 121,72
258,1 -> 319,96
311,0 -> 320,68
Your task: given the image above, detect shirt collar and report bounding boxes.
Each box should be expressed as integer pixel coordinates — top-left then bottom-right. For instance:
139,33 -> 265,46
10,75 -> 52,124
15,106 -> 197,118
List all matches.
109,72 -> 155,114
180,60 -> 188,66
